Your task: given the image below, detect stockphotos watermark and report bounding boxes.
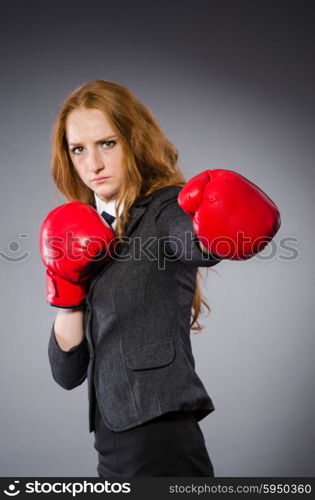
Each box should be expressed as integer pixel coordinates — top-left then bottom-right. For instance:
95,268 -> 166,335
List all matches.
3,479 -> 131,496
1,478 -> 313,497
1,231 -> 299,270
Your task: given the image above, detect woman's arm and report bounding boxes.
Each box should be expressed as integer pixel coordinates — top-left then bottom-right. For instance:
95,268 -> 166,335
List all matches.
156,188 -> 222,267
48,307 -> 90,390
54,307 -> 84,351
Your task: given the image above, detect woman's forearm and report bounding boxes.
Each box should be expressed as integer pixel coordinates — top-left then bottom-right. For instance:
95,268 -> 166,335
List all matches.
54,307 -> 85,352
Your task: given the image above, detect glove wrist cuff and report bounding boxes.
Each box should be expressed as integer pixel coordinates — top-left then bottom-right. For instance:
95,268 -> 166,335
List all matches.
46,271 -> 86,308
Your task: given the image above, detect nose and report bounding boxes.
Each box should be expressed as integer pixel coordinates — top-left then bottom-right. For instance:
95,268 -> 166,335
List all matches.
87,149 -> 105,172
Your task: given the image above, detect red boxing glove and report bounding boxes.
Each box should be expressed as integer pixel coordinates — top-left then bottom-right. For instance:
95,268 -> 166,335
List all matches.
178,169 -> 281,260
40,201 -> 116,307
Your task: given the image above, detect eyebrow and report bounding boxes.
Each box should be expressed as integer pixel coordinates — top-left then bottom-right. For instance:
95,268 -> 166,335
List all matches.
68,135 -> 117,147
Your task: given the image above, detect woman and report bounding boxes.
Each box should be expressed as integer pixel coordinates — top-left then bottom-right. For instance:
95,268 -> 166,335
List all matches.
40,79 -> 281,477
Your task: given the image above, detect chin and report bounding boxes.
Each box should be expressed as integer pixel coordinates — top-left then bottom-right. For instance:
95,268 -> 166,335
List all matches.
96,186 -> 118,201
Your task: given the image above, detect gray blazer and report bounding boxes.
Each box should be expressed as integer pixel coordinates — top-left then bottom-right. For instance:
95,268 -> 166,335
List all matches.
48,185 -> 222,432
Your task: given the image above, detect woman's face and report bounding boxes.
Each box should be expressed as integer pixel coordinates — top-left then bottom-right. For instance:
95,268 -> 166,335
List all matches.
66,107 -> 125,202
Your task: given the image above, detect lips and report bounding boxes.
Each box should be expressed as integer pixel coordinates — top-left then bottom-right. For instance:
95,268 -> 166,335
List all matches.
91,176 -> 110,182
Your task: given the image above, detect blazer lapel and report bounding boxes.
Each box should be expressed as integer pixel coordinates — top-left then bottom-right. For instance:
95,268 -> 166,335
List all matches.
124,193 -> 153,238
91,193 -> 153,238
87,192 -> 153,294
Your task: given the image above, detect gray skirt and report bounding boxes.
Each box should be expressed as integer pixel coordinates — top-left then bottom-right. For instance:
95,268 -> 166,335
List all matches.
93,400 -> 215,477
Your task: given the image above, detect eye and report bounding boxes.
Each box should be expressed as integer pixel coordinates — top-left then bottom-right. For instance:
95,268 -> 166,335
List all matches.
70,146 -> 84,155
102,140 -> 116,149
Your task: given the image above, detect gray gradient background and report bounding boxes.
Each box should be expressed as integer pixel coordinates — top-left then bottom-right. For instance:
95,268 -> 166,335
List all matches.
0,0 -> 314,477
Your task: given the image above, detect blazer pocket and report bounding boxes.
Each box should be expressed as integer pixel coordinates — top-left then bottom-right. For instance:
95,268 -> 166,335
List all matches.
125,340 -> 175,371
